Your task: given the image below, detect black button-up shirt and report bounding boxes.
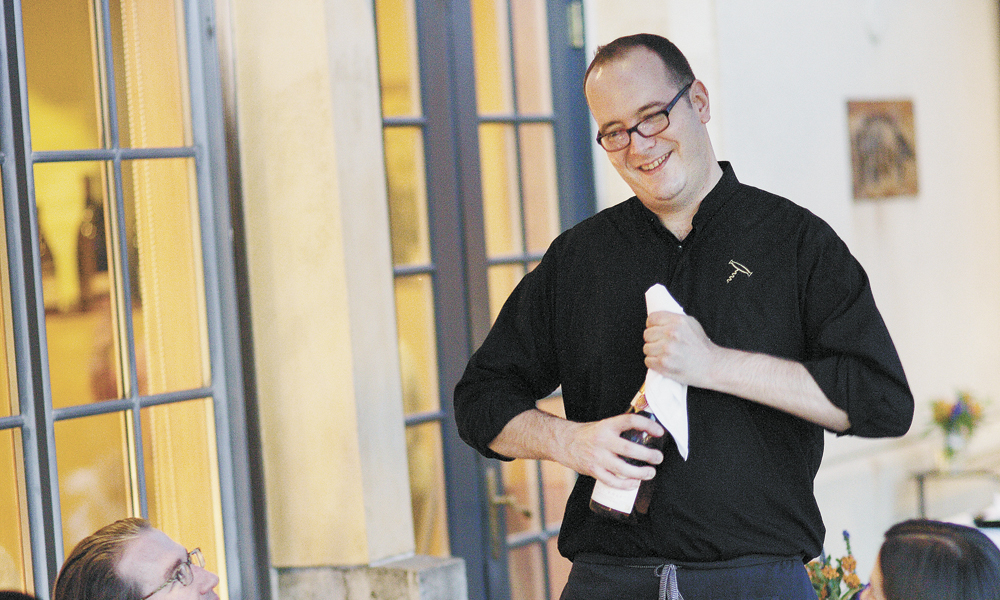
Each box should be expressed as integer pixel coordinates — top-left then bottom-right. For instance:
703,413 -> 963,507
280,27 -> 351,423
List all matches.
455,162 -> 913,562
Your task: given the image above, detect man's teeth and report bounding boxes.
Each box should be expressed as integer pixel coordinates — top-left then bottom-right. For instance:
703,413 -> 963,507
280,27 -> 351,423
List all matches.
639,155 -> 667,171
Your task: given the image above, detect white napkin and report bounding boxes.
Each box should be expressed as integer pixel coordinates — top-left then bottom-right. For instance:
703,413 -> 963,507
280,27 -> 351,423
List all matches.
644,284 -> 689,460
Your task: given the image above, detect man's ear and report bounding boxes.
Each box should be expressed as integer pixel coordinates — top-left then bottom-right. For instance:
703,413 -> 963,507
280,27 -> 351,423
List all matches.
689,80 -> 711,124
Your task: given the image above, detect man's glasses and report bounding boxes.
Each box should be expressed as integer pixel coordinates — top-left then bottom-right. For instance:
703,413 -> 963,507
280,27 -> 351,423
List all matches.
595,81 -> 694,152
141,548 -> 203,599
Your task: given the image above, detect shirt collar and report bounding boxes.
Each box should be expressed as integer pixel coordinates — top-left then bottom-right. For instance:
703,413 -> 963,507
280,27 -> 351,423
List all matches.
690,161 -> 737,229
629,161 -> 739,235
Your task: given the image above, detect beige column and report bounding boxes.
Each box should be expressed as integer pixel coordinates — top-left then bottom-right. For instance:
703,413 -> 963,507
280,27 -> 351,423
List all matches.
229,0 -> 414,566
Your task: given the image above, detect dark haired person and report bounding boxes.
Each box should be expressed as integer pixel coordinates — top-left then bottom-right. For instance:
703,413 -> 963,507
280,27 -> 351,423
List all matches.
53,518 -> 219,600
454,32 -> 914,599
862,519 -> 1000,600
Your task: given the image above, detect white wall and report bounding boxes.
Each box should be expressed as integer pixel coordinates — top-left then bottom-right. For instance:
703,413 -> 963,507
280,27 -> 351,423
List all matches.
588,0 -> 1000,578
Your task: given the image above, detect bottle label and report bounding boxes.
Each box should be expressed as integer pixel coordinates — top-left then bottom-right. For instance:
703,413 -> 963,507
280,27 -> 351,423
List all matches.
590,478 -> 639,514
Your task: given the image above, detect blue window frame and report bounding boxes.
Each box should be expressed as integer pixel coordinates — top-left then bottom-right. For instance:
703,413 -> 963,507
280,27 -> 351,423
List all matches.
0,1 -> 267,598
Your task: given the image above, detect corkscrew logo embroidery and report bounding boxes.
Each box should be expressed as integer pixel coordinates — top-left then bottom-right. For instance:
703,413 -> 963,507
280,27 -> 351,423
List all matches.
726,260 -> 752,283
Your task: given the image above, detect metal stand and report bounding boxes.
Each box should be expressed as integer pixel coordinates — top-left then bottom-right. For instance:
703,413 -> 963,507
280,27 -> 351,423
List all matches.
914,469 -> 1000,518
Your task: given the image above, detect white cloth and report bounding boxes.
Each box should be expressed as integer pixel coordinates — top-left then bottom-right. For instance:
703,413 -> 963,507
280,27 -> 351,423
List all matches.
644,284 -> 689,460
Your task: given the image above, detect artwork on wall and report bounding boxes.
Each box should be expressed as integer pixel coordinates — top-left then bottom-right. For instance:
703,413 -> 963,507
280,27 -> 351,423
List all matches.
848,100 -> 918,199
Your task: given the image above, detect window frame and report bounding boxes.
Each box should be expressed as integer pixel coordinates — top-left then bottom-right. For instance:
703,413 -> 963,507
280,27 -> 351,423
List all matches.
378,0 -> 595,598
0,0 -> 269,598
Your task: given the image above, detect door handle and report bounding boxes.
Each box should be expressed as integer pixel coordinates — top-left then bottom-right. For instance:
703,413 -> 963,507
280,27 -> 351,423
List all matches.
486,466 -> 533,559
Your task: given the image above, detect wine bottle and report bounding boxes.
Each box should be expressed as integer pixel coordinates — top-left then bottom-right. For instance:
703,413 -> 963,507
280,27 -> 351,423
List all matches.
589,384 -> 665,520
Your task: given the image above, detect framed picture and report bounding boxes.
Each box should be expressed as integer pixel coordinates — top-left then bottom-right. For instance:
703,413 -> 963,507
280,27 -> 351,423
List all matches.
848,100 -> 918,199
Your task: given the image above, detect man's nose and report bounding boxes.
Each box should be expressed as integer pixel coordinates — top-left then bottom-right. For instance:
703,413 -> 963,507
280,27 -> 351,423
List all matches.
195,565 -> 220,592
629,129 -> 656,151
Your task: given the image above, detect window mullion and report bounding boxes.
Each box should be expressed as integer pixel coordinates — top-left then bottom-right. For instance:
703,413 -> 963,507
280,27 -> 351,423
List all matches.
2,0 -> 64,593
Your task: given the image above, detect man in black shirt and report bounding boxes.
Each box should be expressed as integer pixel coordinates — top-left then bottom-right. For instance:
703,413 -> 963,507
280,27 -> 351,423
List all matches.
454,33 -> 913,599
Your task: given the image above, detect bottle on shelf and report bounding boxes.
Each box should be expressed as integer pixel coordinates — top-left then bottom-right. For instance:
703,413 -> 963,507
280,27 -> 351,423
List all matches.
589,383 -> 666,520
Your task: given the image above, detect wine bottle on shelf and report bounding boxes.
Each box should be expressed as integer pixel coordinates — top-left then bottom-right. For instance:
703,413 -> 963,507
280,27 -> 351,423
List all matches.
589,383 -> 666,520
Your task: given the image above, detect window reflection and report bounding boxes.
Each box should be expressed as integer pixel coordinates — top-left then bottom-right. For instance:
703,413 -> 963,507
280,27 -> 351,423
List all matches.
54,412 -> 133,552
0,429 -> 30,593
123,158 -> 208,394
22,0 -> 101,151
405,422 -> 449,556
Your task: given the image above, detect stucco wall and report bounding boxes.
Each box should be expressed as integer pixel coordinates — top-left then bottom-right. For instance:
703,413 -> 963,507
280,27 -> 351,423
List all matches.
230,0 -> 413,567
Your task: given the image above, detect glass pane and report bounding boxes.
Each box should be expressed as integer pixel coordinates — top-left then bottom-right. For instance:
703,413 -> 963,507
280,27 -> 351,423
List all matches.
109,0 -> 192,148
487,264 -> 524,323
395,275 -> 440,415
22,0 -> 102,151
509,543 -> 546,600
480,123 -> 522,257
519,124 -> 559,253
35,162 -> 120,407
35,161 -> 106,313
141,398 -> 228,600
375,0 -> 422,118
547,537 -> 571,600
384,127 -> 431,266
55,412 -> 132,553
124,158 -> 208,394
0,428 -> 31,593
511,0 -> 552,114
471,0 -> 514,114
502,459 -> 539,536
406,422 -> 449,556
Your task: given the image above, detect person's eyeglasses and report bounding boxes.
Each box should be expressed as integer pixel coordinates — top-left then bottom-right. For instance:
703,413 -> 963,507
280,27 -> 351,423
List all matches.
596,81 -> 694,152
141,548 -> 203,599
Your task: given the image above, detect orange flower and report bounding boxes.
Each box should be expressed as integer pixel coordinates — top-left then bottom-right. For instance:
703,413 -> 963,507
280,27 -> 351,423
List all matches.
822,565 -> 838,580
841,555 -> 857,573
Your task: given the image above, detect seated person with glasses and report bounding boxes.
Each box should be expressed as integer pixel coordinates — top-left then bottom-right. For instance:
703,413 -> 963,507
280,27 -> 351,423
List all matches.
53,518 -> 219,600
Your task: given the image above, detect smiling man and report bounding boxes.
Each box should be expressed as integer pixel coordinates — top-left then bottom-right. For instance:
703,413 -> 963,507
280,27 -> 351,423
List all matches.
53,518 -> 220,600
454,33 -> 913,599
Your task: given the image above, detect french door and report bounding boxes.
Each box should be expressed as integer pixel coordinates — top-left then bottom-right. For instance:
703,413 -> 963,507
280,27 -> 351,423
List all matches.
0,0 -> 266,598
375,0 -> 595,598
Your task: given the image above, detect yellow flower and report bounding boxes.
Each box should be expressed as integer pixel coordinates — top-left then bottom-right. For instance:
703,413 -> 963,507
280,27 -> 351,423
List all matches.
811,531 -> 866,599
932,400 -> 952,423
841,555 -> 856,573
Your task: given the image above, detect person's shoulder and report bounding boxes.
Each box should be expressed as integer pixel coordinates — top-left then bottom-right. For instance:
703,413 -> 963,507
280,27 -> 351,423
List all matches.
550,197 -> 643,249
733,180 -> 837,237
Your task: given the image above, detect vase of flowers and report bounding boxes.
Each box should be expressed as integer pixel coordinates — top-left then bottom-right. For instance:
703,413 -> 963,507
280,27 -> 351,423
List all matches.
807,530 -> 865,600
931,391 -> 984,471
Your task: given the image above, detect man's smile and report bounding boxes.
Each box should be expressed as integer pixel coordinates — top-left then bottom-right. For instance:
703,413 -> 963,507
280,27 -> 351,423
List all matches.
637,153 -> 669,171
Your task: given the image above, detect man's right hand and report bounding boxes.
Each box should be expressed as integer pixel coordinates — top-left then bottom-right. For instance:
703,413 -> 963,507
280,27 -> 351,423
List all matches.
488,409 -> 664,489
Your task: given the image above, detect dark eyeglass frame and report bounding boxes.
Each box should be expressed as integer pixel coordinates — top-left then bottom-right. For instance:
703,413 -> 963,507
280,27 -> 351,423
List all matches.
140,548 -> 204,599
595,81 -> 694,152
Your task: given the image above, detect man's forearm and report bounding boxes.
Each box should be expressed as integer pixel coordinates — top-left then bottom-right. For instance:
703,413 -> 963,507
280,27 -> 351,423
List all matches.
706,346 -> 850,432
488,407 -> 664,486
488,408 -> 572,461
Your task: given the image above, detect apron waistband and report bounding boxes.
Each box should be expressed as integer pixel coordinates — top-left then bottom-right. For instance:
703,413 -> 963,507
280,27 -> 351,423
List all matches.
573,552 -> 800,571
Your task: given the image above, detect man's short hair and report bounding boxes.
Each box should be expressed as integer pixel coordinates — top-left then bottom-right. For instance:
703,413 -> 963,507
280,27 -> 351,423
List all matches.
53,518 -> 151,600
585,33 -> 696,91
